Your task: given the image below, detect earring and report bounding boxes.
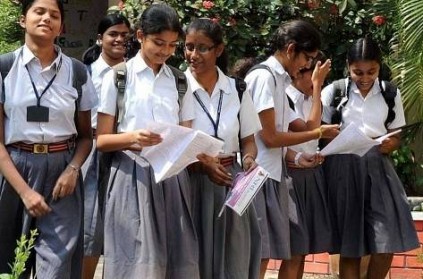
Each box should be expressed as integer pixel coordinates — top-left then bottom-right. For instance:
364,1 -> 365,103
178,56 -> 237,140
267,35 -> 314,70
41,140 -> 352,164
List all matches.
96,39 -> 102,46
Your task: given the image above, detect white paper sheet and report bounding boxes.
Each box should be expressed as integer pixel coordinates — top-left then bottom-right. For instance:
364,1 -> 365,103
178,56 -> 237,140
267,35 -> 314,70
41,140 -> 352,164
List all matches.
142,122 -> 224,183
320,123 -> 401,157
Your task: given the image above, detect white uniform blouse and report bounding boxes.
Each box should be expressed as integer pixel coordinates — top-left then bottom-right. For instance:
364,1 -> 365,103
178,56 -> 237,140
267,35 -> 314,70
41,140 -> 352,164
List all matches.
89,55 -> 113,129
98,54 -> 195,132
245,56 -> 298,181
0,45 -> 97,145
321,78 -> 406,138
286,85 -> 319,154
185,67 -> 261,154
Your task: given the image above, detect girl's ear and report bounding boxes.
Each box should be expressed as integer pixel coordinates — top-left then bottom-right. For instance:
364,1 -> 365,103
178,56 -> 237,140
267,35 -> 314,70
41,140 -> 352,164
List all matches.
215,43 -> 224,57
286,43 -> 296,60
19,15 -> 26,29
97,34 -> 103,46
136,29 -> 144,44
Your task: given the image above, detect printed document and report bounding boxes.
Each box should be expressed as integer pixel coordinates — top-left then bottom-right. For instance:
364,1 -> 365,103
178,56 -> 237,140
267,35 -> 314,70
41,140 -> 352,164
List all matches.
320,123 -> 401,157
223,166 -> 269,216
142,122 -> 224,183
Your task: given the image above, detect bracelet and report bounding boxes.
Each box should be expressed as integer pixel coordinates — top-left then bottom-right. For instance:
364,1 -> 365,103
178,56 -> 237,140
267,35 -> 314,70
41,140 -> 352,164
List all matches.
68,163 -> 80,174
294,152 -> 303,166
242,153 -> 255,163
314,127 -> 323,139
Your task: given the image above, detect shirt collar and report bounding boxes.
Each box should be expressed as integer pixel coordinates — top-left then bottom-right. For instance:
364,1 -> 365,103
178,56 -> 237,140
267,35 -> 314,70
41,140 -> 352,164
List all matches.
351,78 -> 381,96
132,53 -> 172,78
266,55 -> 292,84
92,54 -> 113,73
22,44 -> 63,71
186,66 -> 232,95
286,84 -> 303,104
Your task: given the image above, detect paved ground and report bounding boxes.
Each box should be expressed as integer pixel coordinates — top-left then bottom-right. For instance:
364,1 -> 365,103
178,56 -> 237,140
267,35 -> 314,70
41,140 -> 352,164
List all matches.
94,257 -> 338,278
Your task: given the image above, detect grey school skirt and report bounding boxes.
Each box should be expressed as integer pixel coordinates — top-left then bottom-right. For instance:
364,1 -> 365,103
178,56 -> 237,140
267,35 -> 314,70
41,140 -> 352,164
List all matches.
253,175 -> 291,260
0,146 -> 83,279
189,163 -> 261,279
287,166 -> 333,255
323,146 -> 419,258
81,141 -> 106,257
103,150 -> 199,279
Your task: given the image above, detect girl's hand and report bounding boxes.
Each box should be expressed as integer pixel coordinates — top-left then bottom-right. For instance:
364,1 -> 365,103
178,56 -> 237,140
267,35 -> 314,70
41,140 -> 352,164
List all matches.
319,124 -> 340,139
21,188 -> 51,217
131,129 -> 162,147
197,153 -> 233,187
311,59 -> 331,89
242,155 -> 258,173
298,152 -> 317,168
52,165 -> 79,200
379,136 -> 400,154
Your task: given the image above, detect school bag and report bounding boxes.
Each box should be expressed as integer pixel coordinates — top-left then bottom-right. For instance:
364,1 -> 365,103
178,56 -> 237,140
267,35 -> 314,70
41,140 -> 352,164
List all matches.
329,78 -> 397,128
0,51 -> 88,126
246,63 -> 295,110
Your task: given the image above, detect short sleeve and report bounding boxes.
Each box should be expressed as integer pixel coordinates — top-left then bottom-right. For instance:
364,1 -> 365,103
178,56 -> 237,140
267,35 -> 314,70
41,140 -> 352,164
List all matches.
321,83 -> 336,124
79,68 -> 98,111
239,89 -> 262,138
245,68 -> 276,113
97,69 -> 118,116
179,81 -> 195,122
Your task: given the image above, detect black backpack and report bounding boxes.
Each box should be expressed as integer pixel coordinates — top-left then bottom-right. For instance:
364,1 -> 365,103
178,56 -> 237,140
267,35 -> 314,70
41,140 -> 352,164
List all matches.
330,78 -> 397,128
0,51 -> 88,125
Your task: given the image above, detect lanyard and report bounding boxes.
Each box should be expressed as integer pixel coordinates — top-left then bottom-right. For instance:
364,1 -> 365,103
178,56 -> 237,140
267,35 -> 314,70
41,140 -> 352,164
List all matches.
193,90 -> 224,138
25,57 -> 62,106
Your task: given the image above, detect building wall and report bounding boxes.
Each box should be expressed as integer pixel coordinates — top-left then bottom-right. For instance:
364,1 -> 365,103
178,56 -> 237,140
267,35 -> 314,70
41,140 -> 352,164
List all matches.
59,0 -> 108,59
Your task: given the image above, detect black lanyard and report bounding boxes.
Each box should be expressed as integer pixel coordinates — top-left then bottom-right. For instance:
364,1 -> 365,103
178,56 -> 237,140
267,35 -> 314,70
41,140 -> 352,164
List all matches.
25,57 -> 62,106
193,89 -> 224,138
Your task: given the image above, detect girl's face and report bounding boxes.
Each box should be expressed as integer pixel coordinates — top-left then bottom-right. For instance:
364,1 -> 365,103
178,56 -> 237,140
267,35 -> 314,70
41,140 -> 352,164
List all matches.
99,23 -> 129,61
20,0 -> 62,43
348,60 -> 380,94
285,44 -> 318,79
184,30 -> 223,76
137,30 -> 179,67
293,69 -> 313,96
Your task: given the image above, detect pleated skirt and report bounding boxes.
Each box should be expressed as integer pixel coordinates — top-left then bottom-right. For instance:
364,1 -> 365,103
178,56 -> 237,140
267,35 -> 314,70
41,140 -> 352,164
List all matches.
189,163 -> 261,279
287,166 -> 333,255
103,150 -> 199,279
0,147 -> 83,279
252,175 -> 290,260
323,146 -> 419,257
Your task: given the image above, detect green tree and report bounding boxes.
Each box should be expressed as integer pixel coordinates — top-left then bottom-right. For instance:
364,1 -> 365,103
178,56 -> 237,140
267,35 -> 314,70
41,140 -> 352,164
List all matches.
0,0 -> 22,54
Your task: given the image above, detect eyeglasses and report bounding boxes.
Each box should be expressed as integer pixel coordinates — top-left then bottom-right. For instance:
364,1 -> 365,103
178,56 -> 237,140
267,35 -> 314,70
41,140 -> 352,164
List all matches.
302,51 -> 317,64
184,44 -> 216,54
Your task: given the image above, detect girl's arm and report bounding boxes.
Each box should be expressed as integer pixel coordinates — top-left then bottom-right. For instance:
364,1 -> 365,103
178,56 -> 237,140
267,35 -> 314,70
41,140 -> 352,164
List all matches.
240,134 -> 257,172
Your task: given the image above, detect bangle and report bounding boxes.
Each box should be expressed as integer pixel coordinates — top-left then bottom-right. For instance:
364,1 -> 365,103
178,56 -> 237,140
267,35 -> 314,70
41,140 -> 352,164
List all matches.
294,152 -> 303,166
68,163 -> 80,174
242,153 -> 255,163
314,127 -> 323,139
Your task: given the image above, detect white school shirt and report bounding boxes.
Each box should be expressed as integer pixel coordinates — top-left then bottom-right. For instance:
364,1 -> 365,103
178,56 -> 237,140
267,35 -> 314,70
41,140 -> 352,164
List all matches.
245,56 -> 299,181
98,53 -> 195,132
321,78 -> 406,138
89,55 -> 113,129
185,67 -> 261,154
286,85 -> 319,154
0,45 -> 97,145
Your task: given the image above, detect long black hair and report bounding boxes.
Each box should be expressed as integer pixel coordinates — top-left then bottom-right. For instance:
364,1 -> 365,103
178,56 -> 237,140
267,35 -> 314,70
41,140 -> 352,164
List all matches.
185,18 -> 229,74
138,3 -> 183,37
82,13 -> 130,65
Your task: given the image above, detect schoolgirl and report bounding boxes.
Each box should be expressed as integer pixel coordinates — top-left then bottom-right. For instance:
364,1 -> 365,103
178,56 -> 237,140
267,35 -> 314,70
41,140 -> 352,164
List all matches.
321,37 -> 419,279
0,0 -> 97,278
80,13 -> 130,279
96,4 -> 199,279
244,19 -> 337,278
184,18 -> 262,279
284,53 -> 333,279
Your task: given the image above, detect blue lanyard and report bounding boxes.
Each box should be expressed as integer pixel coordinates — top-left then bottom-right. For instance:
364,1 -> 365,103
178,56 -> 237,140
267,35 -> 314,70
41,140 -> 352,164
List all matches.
25,57 -> 62,106
193,89 -> 224,138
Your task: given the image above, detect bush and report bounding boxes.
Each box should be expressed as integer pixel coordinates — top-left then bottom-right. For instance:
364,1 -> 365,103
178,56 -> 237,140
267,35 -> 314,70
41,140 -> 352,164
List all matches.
0,0 -> 22,54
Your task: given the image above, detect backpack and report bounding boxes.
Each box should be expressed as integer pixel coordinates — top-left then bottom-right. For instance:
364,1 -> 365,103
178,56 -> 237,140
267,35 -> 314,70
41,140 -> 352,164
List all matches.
330,78 -> 397,128
0,51 -> 88,125
246,63 -> 295,110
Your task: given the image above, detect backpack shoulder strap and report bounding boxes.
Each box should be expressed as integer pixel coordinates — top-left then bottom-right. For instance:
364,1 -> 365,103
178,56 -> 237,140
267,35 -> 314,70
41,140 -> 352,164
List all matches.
287,95 -> 295,111
168,65 -> 188,106
234,76 -> 246,103
71,58 -> 88,127
113,62 -> 127,125
246,64 -> 277,87
0,52 -> 16,92
330,79 -> 348,108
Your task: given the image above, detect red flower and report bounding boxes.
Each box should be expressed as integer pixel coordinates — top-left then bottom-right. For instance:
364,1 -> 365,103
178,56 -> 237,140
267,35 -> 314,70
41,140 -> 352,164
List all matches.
372,15 -> 386,26
211,17 -> 220,24
329,4 -> 338,15
306,0 -> 320,10
202,1 -> 215,9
